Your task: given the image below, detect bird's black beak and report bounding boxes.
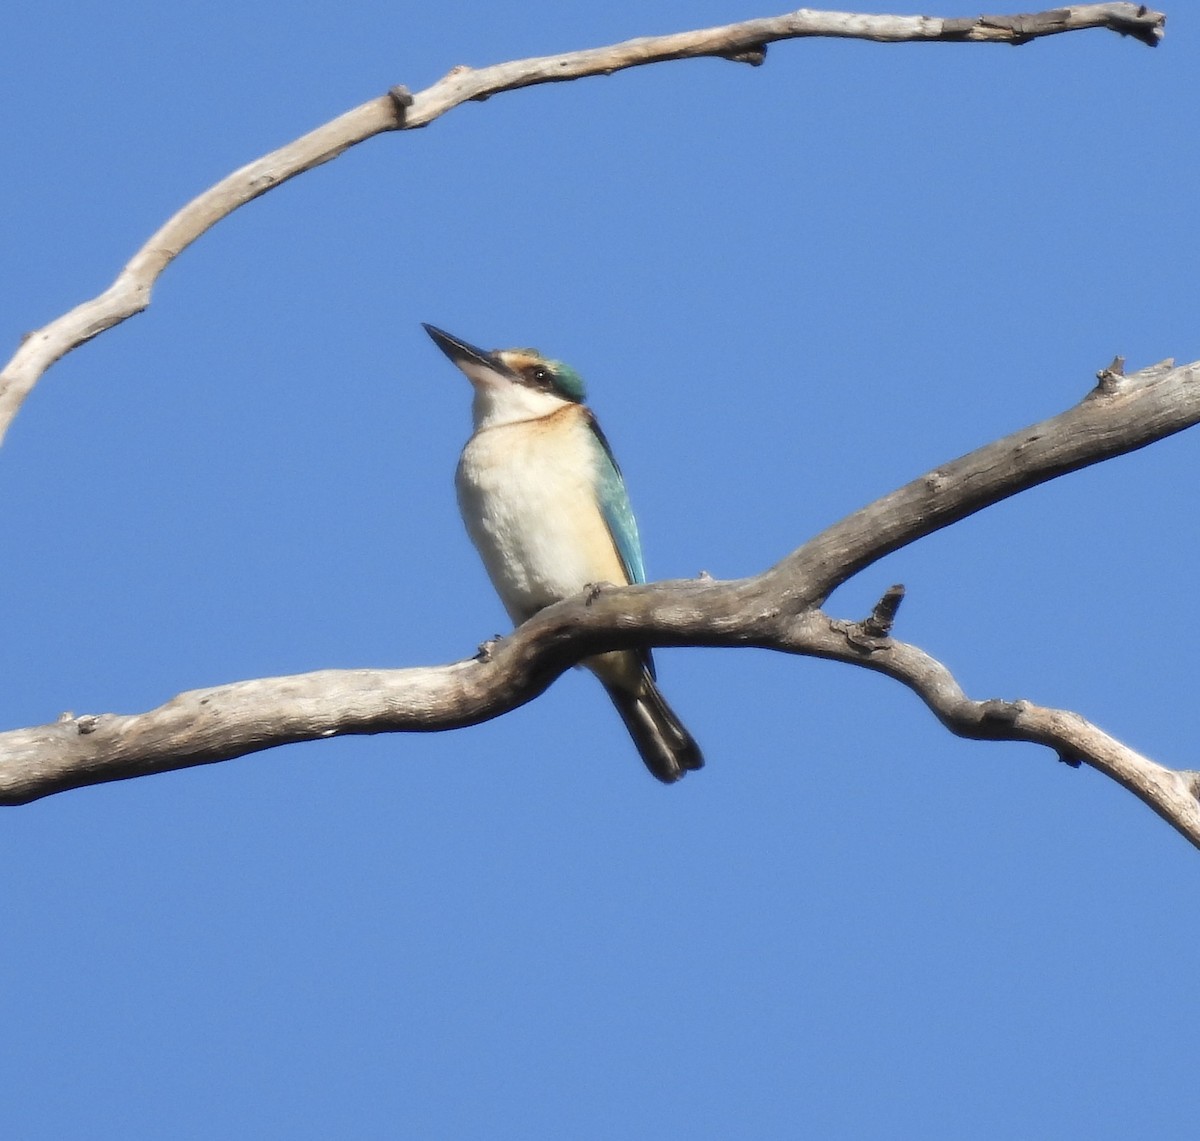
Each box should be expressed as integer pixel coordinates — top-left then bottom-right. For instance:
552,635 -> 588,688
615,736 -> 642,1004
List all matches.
423,324 -> 502,374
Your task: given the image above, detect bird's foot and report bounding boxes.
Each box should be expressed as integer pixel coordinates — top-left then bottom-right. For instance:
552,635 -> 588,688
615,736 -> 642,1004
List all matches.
582,582 -> 609,606
475,636 -> 503,662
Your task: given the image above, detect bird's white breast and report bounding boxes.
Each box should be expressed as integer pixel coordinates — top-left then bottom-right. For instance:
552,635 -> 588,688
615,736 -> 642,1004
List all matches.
455,407 -> 626,624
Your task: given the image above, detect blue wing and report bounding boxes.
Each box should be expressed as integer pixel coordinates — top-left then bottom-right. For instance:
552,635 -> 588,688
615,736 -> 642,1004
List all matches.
585,411 -> 646,586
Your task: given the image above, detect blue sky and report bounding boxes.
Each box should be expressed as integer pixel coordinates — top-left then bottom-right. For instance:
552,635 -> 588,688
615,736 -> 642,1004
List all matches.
2,2 -> 1197,1137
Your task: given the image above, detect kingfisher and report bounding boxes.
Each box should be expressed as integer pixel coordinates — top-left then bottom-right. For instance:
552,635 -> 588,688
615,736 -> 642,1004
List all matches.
424,323 -> 703,783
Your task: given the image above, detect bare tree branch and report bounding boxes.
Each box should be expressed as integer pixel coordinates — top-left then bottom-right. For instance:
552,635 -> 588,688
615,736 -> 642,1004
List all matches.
0,3 -> 1164,446
788,610 -> 1200,848
769,355 -> 1197,608
6,354 -> 1200,855
3,2 -> 1190,860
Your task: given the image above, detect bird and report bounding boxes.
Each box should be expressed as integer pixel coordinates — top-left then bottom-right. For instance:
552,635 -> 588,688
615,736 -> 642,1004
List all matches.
423,323 -> 703,784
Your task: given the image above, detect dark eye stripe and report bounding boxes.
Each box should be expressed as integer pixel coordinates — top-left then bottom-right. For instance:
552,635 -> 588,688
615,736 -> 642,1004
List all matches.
515,360 -> 585,403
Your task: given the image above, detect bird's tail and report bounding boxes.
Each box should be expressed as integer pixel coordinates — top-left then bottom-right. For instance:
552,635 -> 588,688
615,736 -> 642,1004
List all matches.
604,676 -> 704,784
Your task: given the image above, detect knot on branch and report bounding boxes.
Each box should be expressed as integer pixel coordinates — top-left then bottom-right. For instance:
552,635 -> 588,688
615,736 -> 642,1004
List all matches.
1094,354 -> 1126,393
1055,746 -> 1084,769
860,584 -> 905,639
388,86 -> 414,128
1092,355 -> 1180,399
974,699 -> 1033,741
978,698 -> 1022,723
840,585 -> 906,652
717,42 -> 768,66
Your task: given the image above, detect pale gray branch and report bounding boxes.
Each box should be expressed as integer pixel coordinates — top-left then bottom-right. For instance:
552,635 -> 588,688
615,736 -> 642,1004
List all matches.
0,3 -> 1164,445
788,611 -> 1200,848
768,355 -> 1200,607
5,354 -> 1200,857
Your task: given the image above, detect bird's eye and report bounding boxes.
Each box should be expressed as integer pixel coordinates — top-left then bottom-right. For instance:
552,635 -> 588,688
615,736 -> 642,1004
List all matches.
531,367 -> 550,386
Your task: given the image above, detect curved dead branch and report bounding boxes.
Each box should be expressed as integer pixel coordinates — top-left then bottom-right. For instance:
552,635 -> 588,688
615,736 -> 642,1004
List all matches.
0,3 -> 1164,446
5,355 -> 1200,855
791,611 -> 1200,847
